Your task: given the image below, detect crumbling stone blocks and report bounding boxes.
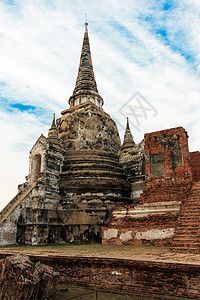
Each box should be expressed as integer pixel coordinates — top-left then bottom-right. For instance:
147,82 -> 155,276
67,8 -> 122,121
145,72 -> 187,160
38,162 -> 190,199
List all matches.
0,254 -> 59,300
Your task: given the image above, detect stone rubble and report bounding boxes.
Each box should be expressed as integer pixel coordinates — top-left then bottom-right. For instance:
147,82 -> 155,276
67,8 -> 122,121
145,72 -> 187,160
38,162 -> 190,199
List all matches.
0,254 -> 59,300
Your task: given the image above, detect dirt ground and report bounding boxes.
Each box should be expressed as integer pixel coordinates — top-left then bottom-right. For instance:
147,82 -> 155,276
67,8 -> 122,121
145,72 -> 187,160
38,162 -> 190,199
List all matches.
0,244 -> 200,265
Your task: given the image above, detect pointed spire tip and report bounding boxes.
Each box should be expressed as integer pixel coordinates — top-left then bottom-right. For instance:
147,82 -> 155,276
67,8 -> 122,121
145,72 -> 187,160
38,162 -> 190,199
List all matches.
126,117 -> 130,130
85,14 -> 88,32
52,113 -> 56,127
72,16 -> 99,97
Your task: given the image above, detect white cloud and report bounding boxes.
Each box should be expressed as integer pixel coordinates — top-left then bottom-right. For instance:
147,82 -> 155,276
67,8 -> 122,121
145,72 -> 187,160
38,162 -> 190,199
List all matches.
0,0 -> 199,210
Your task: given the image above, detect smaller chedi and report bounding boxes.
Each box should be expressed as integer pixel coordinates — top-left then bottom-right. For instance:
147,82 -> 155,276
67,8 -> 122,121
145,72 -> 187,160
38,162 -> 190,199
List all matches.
0,22 -> 200,252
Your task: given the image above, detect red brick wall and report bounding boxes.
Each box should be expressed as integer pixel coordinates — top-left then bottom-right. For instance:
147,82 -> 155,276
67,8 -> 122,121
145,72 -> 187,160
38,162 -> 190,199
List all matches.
190,151 -> 200,182
140,178 -> 192,204
144,127 -> 191,180
4,254 -> 198,299
140,127 -> 192,204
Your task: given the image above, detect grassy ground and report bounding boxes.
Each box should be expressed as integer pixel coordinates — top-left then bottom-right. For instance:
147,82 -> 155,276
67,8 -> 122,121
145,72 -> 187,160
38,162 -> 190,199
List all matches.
50,285 -> 156,300
3,243 -> 170,256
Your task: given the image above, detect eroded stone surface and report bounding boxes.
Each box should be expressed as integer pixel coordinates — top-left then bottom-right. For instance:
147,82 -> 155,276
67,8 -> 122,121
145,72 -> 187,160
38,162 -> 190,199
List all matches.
135,228 -> 175,240
104,229 -> 118,240
120,231 -> 132,242
57,102 -> 121,153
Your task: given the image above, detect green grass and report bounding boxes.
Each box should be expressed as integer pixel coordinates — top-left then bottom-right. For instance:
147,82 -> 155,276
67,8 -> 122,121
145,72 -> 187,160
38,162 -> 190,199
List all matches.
50,285 -> 156,300
2,243 -> 170,256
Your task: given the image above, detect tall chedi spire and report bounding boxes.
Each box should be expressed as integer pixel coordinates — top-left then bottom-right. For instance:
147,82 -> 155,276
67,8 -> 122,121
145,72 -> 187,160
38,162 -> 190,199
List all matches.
121,118 -> 135,150
69,21 -> 104,109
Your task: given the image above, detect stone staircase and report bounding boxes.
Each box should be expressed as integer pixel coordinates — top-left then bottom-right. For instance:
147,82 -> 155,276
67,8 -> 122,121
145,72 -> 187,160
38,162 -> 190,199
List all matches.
0,183 -> 36,225
172,181 -> 200,252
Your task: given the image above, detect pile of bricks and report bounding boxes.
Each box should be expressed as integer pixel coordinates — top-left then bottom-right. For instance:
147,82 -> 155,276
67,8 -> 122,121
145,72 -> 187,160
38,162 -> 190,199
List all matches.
0,254 -> 59,300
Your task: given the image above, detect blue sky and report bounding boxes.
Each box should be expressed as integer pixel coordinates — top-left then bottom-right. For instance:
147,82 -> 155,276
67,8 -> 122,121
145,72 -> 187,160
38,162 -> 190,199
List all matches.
0,0 -> 200,209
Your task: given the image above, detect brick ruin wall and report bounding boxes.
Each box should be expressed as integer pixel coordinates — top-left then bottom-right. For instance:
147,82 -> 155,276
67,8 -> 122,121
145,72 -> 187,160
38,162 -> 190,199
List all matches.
190,151 -> 200,182
102,206 -> 178,246
102,127 -> 194,247
140,126 -> 192,205
0,254 -> 197,299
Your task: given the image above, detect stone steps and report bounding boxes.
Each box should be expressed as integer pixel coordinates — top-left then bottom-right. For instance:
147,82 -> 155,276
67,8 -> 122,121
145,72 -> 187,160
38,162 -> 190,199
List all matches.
171,181 -> 200,252
0,183 -> 36,225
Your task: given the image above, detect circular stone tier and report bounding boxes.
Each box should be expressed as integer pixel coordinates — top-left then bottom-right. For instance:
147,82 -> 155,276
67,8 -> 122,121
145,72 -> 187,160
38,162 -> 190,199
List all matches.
57,102 -> 130,201
59,150 -> 130,201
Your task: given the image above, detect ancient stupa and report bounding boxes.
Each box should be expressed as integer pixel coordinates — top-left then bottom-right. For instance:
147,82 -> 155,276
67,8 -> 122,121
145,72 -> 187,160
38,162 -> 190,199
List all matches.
57,21 -> 130,201
0,22 -> 144,246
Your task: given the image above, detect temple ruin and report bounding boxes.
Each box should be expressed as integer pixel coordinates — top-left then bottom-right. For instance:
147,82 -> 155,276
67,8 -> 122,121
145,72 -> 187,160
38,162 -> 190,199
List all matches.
0,22 -> 200,252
